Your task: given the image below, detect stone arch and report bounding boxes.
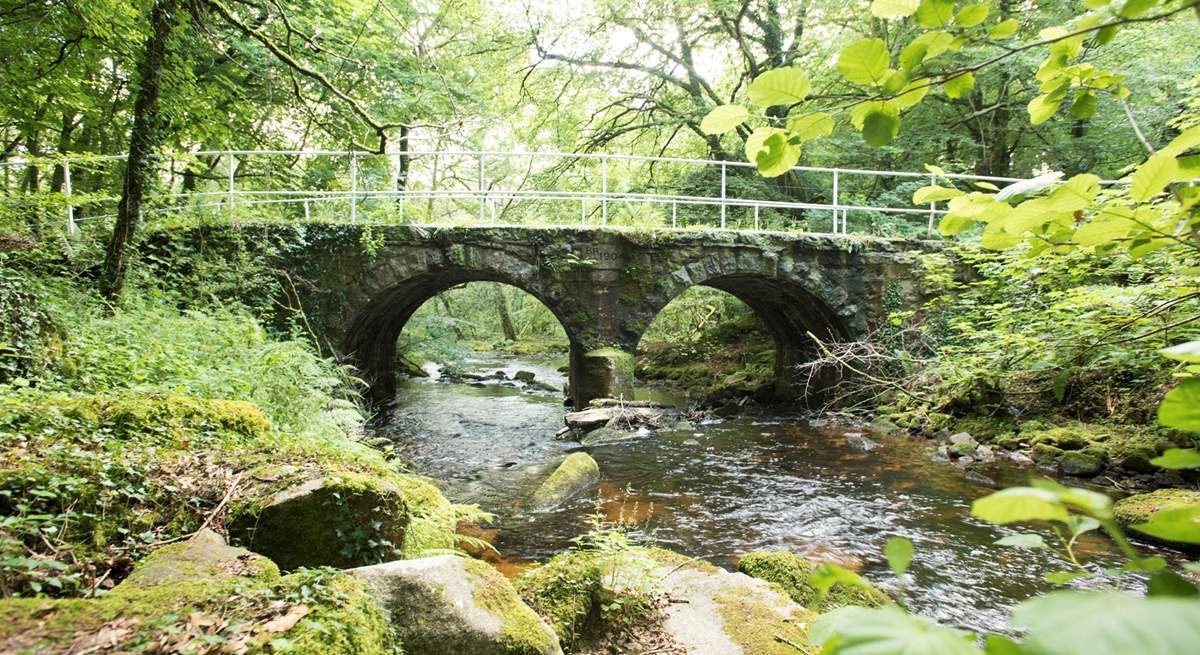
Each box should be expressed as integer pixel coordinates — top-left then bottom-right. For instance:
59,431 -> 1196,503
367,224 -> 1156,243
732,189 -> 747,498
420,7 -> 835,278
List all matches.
343,268 -> 581,405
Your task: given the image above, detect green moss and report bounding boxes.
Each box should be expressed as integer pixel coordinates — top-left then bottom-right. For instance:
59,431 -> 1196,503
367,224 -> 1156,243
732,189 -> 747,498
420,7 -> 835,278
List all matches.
514,551 -> 603,646
713,587 -> 814,655
531,453 -> 600,510
463,558 -> 558,655
952,415 -> 1016,441
1114,488 -> 1200,526
925,412 -> 953,433
1031,443 -> 1064,464
736,551 -> 889,610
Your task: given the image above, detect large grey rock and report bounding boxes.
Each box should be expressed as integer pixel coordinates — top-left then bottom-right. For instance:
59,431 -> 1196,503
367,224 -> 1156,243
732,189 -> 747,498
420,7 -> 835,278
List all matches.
120,529 -> 280,590
514,370 -> 537,383
530,452 -> 600,511
579,426 -> 638,447
351,555 -> 561,655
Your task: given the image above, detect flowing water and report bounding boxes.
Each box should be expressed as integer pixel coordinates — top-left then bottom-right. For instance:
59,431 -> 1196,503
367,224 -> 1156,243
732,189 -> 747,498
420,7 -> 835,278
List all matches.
376,353 -> 1177,635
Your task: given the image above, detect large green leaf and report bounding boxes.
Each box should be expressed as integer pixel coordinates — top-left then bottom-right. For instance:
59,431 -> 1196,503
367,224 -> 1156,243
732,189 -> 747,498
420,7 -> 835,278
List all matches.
863,109 -> 900,146
810,606 -> 981,655
787,111 -> 834,141
971,487 -> 1069,524
955,3 -> 990,26
914,0 -> 955,27
1133,506 -> 1200,544
1028,94 -> 1062,125
1150,448 -> 1200,469
838,38 -> 890,85
989,19 -> 1020,39
1012,591 -> 1200,655
748,67 -> 810,107
1131,151 -> 1181,201
1071,93 -> 1098,120
754,131 -> 801,177
871,0 -> 920,18
1159,378 -> 1200,432
900,31 -> 956,70
700,105 -> 749,135
744,127 -> 780,162
944,72 -> 974,99
914,185 -> 965,204
1163,126 -> 1200,157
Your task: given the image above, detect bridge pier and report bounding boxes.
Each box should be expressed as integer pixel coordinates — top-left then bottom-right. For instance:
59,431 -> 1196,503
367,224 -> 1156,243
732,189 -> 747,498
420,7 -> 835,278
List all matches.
569,345 -> 636,408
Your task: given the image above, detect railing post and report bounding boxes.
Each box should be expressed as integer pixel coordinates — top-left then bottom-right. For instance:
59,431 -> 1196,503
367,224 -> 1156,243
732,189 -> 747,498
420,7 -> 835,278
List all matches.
601,156 -> 608,226
63,159 -> 76,235
226,151 -> 235,216
831,170 -> 839,233
927,173 -> 937,237
304,198 -> 311,222
754,204 -> 760,231
478,152 -> 486,226
350,151 -> 358,223
720,162 -> 727,229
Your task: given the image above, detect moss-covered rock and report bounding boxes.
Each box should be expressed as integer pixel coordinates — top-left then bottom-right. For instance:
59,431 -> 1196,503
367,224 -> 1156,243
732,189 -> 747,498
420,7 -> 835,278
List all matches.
351,555 -> 562,655
230,473 -> 409,570
513,550 -> 604,648
1059,451 -> 1104,477
530,453 -> 600,512
1031,443 -> 1064,465
1114,488 -> 1200,527
120,528 -> 280,589
736,551 -> 889,610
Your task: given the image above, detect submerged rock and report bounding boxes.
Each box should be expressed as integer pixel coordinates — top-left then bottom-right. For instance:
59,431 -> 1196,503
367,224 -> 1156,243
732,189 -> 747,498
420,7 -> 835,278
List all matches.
230,474 -> 408,570
351,555 -> 561,655
844,433 -> 879,452
530,452 -> 600,511
514,370 -> 537,383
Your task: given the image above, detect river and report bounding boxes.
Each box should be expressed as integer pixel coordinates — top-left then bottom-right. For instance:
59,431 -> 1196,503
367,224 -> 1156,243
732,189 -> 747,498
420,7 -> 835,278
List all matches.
375,353 -> 1176,635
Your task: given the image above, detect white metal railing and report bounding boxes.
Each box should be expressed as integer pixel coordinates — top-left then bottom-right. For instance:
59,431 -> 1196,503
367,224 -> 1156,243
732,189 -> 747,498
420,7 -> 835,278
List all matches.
0,149 -> 1127,238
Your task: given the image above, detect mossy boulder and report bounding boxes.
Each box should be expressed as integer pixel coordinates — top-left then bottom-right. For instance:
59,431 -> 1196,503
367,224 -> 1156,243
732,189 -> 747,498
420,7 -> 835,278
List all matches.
1114,488 -> 1200,527
230,473 -> 409,570
736,551 -> 890,610
1059,451 -> 1104,477
1031,443 -> 1063,465
530,453 -> 600,512
351,555 -> 561,655
121,528 -> 279,589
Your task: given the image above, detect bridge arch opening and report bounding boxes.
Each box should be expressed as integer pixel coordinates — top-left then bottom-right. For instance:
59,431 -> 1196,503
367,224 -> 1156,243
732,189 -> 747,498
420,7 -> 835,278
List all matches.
343,273 -> 576,405
640,274 -> 851,406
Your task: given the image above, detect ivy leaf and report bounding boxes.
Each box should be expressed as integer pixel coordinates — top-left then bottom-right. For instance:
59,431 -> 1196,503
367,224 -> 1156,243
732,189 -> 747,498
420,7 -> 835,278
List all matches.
700,105 -> 749,135
862,110 -> 900,147
914,0 -> 955,28
871,0 -> 920,19
787,111 -> 835,141
1149,448 -> 1200,470
884,536 -> 914,576
748,67 -> 810,107
1012,591 -> 1200,655
1130,151 -> 1180,201
955,4 -> 990,27
1028,94 -> 1062,125
838,38 -> 891,85
989,19 -> 1020,39
1159,378 -> 1200,432
810,606 -> 982,655
1133,506 -> 1200,544
944,72 -> 974,99
995,533 -> 1048,549
971,487 -> 1070,525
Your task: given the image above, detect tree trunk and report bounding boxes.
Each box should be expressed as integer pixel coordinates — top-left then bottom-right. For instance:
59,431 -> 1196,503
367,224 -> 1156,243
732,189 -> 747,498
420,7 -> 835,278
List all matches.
494,285 -> 517,342
100,0 -> 182,302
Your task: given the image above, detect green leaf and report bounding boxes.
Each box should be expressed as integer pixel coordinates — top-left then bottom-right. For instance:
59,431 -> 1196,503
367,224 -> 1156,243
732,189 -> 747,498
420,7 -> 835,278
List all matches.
1045,570 -> 1089,585
1029,479 -> 1113,519
1150,448 -> 1200,470
900,31 -> 956,70
1163,126 -> 1200,157
1133,506 -> 1200,544
971,487 -> 1069,525
1012,591 -> 1200,655
884,536 -> 914,576
744,127 -> 780,161
995,533 -> 1048,549
748,67 -> 811,107
871,0 -> 920,18
983,635 -> 1022,655
838,38 -> 891,85
1164,341 -> 1200,363
1071,93 -> 1098,120
1147,570 -> 1200,597
943,72 -> 974,99
914,185 -> 965,204
754,132 -> 801,178
1130,151 -> 1180,202
1118,0 -> 1158,19
989,19 -> 1020,39
1028,94 -> 1062,125
810,606 -> 982,655
863,110 -> 900,147
788,112 -> 835,141
700,105 -> 749,135
955,4 -> 990,27
1068,515 -> 1101,536
914,0 -> 955,28
925,163 -> 946,176
1159,378 -> 1200,432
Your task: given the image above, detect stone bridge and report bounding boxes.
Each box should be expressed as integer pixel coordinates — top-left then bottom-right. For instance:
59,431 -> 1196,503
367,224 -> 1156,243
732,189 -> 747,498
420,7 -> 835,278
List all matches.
167,224 -> 936,408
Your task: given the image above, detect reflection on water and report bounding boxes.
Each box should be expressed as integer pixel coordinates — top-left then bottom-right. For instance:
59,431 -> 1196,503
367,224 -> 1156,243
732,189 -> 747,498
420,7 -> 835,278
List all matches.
376,354 -> 1170,634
